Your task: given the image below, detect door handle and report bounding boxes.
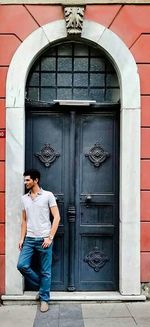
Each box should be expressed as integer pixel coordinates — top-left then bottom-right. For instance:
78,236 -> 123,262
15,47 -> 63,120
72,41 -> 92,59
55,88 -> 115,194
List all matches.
85,194 -> 92,202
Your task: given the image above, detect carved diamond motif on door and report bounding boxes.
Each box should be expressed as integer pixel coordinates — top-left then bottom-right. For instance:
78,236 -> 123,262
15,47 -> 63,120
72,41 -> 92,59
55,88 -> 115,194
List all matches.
85,142 -> 110,167
84,247 -> 109,272
34,143 -> 60,167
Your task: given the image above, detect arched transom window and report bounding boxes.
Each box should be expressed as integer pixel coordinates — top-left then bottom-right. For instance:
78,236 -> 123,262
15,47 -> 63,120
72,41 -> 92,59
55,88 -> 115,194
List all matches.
26,41 -> 120,103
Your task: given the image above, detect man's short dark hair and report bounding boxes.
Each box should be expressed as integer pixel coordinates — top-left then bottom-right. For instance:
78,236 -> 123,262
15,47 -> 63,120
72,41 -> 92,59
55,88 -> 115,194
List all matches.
23,169 -> 40,182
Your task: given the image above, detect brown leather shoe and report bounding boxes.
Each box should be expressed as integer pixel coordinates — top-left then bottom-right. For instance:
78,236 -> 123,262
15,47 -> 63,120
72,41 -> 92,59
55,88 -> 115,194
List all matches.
40,301 -> 49,312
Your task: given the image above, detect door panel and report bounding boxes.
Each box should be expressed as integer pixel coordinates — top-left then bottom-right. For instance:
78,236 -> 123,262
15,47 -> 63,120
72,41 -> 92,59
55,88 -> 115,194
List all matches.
80,115 -> 114,193
76,111 -> 119,290
25,106 -> 119,291
80,205 -> 113,225
26,110 -> 70,290
31,113 -> 65,193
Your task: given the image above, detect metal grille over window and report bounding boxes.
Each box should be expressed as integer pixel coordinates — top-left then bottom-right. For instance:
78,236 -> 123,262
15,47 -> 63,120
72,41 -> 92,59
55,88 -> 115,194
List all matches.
26,42 -> 119,103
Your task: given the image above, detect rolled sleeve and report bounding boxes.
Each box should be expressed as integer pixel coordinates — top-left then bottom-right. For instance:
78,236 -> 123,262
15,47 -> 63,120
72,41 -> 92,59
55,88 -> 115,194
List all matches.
48,192 -> 57,207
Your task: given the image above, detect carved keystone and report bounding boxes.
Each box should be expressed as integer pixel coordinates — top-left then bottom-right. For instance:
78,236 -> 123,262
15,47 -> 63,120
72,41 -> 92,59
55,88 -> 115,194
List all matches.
64,6 -> 84,35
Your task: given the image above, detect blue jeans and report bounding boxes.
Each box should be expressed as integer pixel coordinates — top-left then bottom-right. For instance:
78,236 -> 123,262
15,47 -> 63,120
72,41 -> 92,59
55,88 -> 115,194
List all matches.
17,237 -> 52,302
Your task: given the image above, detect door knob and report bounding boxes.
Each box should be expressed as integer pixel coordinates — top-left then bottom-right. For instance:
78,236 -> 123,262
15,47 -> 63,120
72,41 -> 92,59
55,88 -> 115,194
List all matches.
85,195 -> 92,202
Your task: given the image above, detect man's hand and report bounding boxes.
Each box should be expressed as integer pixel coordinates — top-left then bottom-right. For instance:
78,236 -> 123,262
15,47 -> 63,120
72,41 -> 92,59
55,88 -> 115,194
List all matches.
42,237 -> 52,248
18,239 -> 24,251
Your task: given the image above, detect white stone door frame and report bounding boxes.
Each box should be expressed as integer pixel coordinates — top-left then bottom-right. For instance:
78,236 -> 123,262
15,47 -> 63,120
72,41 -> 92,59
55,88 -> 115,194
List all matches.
5,19 -> 141,295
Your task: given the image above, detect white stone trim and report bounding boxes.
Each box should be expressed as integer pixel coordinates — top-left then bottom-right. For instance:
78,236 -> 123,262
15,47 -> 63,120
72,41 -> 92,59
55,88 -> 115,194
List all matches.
6,20 -> 67,108
6,20 -> 141,295
1,292 -> 146,303
0,1 -> 149,4
82,21 -> 140,109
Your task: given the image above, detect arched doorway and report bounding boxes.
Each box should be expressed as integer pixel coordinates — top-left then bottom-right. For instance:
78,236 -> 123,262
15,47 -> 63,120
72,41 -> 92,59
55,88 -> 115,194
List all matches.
5,20 -> 141,297
25,41 -> 120,291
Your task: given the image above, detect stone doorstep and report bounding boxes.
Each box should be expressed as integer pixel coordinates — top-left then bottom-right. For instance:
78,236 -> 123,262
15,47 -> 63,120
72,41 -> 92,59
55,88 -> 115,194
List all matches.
1,292 -> 146,304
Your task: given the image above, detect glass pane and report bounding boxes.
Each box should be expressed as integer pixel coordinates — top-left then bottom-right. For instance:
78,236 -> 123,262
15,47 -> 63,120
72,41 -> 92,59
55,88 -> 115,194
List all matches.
41,88 -> 56,101
58,44 -> 72,56
106,61 -> 115,72
73,88 -> 88,100
41,58 -> 56,71
44,47 -> 56,56
90,73 -> 105,87
90,48 -> 103,56
28,73 -> 39,86
90,58 -> 105,71
74,58 -> 88,72
89,88 -> 105,102
58,58 -> 72,71
74,43 -> 89,56
57,73 -> 72,87
27,87 -> 39,100
106,74 -> 119,87
105,88 -> 120,102
57,88 -> 72,99
74,73 -> 88,87
32,62 -> 40,71
41,73 -> 56,86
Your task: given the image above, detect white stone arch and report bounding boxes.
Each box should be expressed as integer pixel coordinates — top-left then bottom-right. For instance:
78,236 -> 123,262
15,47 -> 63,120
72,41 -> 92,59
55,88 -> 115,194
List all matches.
6,19 -> 141,296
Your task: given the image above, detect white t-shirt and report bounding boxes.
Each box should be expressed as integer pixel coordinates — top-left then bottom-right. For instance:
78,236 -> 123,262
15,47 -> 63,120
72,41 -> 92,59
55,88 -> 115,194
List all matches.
21,188 -> 57,238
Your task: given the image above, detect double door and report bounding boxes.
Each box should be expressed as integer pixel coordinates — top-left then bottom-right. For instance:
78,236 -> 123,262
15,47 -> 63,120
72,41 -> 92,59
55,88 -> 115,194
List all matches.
26,105 -> 119,291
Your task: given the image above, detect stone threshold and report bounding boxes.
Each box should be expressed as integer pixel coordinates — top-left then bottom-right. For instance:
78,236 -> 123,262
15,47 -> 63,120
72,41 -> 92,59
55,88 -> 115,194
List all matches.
1,292 -> 146,304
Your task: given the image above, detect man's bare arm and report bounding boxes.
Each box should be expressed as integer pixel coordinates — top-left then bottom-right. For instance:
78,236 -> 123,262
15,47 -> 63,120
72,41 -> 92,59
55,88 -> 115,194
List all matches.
42,206 -> 60,248
49,206 -> 60,238
18,210 -> 27,250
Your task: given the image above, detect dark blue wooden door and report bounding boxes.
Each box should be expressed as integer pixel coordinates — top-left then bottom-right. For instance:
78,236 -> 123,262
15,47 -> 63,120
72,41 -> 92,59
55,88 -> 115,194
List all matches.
75,109 -> 119,290
25,105 -> 119,291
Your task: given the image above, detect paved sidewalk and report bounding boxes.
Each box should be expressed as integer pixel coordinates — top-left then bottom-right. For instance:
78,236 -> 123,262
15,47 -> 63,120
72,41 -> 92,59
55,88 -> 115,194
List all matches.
0,302 -> 150,327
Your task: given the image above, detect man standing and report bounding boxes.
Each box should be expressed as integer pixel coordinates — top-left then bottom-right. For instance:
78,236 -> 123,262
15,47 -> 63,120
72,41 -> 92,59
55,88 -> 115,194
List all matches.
17,169 -> 60,312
